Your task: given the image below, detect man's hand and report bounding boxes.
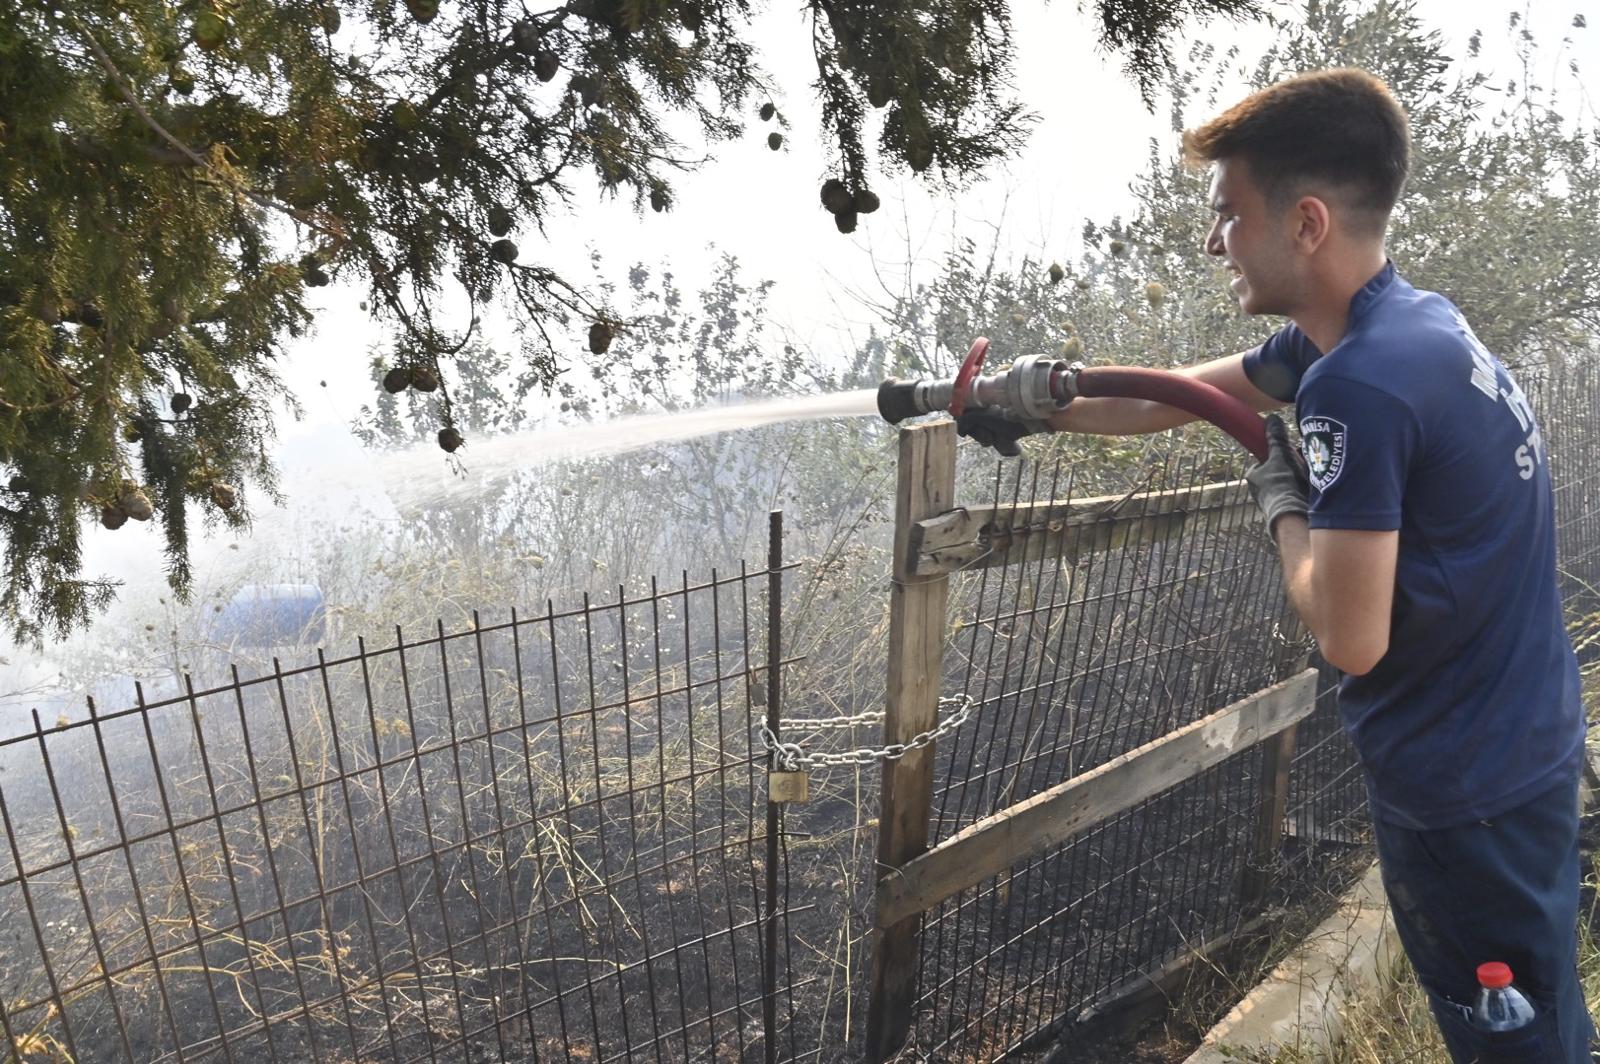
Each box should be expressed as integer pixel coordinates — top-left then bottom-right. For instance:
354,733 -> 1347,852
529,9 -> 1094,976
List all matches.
954,409 -> 1035,457
1246,414 -> 1310,537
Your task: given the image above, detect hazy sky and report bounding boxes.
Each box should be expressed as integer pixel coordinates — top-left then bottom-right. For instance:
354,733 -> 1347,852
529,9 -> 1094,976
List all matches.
6,0 -> 1595,683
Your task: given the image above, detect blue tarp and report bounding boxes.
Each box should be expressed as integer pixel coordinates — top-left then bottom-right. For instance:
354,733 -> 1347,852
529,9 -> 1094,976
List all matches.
212,584 -> 326,648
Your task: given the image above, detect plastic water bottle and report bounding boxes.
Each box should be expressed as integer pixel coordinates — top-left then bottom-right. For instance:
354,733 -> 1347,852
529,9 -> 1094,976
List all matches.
1473,962 -> 1537,1032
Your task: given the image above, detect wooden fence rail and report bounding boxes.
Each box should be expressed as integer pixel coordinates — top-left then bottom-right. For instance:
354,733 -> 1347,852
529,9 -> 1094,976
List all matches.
875,669 -> 1318,928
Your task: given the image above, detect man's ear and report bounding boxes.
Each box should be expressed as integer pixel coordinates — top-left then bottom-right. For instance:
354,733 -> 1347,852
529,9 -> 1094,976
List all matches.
1293,194 -> 1332,253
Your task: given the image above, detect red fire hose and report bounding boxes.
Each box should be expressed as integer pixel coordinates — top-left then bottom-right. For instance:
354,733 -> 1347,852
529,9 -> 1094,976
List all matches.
1073,366 -> 1269,462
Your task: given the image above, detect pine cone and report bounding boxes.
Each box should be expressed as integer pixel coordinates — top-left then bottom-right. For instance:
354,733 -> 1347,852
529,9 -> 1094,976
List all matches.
512,18 -> 541,54
409,367 -> 439,392
533,50 -> 560,82
487,205 -> 514,237
570,75 -> 601,107
853,188 -> 880,214
437,427 -> 464,453
767,131 -> 783,151
118,486 -> 154,522
588,320 -> 614,355
759,102 -> 776,121
1048,262 -> 1065,284
391,100 -> 420,131
283,163 -> 329,208
100,506 -> 128,531
209,482 -> 237,511
193,10 -> 228,51
834,210 -> 858,235
171,392 -> 192,414
383,367 -> 412,393
908,139 -> 933,173
490,239 -> 519,265
820,179 -> 852,214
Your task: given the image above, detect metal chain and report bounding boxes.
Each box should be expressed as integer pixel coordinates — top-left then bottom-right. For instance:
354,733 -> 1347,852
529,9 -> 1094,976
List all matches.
1271,620 -> 1317,655
758,695 -> 978,771
775,709 -> 886,731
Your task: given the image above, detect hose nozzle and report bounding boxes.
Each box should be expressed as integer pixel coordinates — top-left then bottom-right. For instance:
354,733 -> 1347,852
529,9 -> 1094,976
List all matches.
876,376 -> 957,424
875,337 -> 1073,430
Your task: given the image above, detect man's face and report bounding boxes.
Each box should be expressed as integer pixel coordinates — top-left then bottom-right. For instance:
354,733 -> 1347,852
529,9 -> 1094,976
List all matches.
1204,158 -> 1301,316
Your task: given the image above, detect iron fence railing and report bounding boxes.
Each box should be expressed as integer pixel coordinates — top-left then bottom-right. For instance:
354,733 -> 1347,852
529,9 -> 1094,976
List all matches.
0,554 -> 803,1064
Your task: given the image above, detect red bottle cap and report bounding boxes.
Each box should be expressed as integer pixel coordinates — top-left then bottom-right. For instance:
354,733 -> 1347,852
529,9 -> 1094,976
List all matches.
1477,962 -> 1513,989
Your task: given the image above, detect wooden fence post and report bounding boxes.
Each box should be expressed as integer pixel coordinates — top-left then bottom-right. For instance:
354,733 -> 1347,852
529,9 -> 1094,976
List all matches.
1241,609 -> 1312,909
865,421 -> 957,1062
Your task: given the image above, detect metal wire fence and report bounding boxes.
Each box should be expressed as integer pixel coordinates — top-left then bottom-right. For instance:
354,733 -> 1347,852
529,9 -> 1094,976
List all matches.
0,560 -> 805,1064
898,445 -> 1317,1061
0,361 -> 1593,1064
894,353 -> 1600,1060
1542,360 -> 1600,646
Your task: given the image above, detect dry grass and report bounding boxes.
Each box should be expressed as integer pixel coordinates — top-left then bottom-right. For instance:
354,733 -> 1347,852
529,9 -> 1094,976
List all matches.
1236,916 -> 1596,1063
1235,865 -> 1600,1064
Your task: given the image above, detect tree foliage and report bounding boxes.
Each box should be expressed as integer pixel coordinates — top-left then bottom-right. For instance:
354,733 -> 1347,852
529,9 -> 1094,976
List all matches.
1,0 -> 1262,641
859,0 -> 1600,477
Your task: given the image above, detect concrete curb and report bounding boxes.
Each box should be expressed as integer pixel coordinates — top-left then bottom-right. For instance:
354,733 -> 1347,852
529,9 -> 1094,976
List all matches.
1183,861 -> 1397,1063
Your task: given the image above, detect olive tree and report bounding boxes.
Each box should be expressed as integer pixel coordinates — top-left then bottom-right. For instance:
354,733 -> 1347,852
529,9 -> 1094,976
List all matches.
856,0 -> 1599,472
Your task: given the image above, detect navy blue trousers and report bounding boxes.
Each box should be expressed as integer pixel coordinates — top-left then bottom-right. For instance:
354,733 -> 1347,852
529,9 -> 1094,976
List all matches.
1373,775 -> 1594,1063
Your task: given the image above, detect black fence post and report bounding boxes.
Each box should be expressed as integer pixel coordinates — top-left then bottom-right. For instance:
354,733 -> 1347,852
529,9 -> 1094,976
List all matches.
764,509 -> 783,1064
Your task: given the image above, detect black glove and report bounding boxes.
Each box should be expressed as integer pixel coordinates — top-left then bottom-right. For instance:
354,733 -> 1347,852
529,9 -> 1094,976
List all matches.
1246,413 -> 1310,537
954,409 -> 1034,457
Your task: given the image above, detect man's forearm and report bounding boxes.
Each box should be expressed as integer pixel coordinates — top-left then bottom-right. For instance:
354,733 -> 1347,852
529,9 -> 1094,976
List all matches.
1044,351 -> 1273,436
1272,514 -> 1320,641
1047,395 -> 1197,435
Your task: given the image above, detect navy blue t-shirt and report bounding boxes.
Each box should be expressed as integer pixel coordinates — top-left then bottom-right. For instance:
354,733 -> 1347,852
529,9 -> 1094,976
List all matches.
1243,262 -> 1584,829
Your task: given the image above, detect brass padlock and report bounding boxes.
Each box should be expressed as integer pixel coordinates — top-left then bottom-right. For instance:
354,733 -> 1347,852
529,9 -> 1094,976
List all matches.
768,769 -> 810,804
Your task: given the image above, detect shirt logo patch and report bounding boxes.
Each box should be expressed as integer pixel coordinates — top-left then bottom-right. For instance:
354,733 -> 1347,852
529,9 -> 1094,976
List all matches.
1299,417 -> 1347,492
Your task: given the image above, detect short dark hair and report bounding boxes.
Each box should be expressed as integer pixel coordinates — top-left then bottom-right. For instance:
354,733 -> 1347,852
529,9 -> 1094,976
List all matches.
1183,69 -> 1411,230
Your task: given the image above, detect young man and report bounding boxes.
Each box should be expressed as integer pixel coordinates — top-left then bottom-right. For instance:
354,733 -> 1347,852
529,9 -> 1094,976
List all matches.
963,69 -> 1591,1060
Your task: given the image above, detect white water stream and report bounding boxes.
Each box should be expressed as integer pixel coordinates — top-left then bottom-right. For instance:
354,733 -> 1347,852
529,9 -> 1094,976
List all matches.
301,387 -> 883,511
